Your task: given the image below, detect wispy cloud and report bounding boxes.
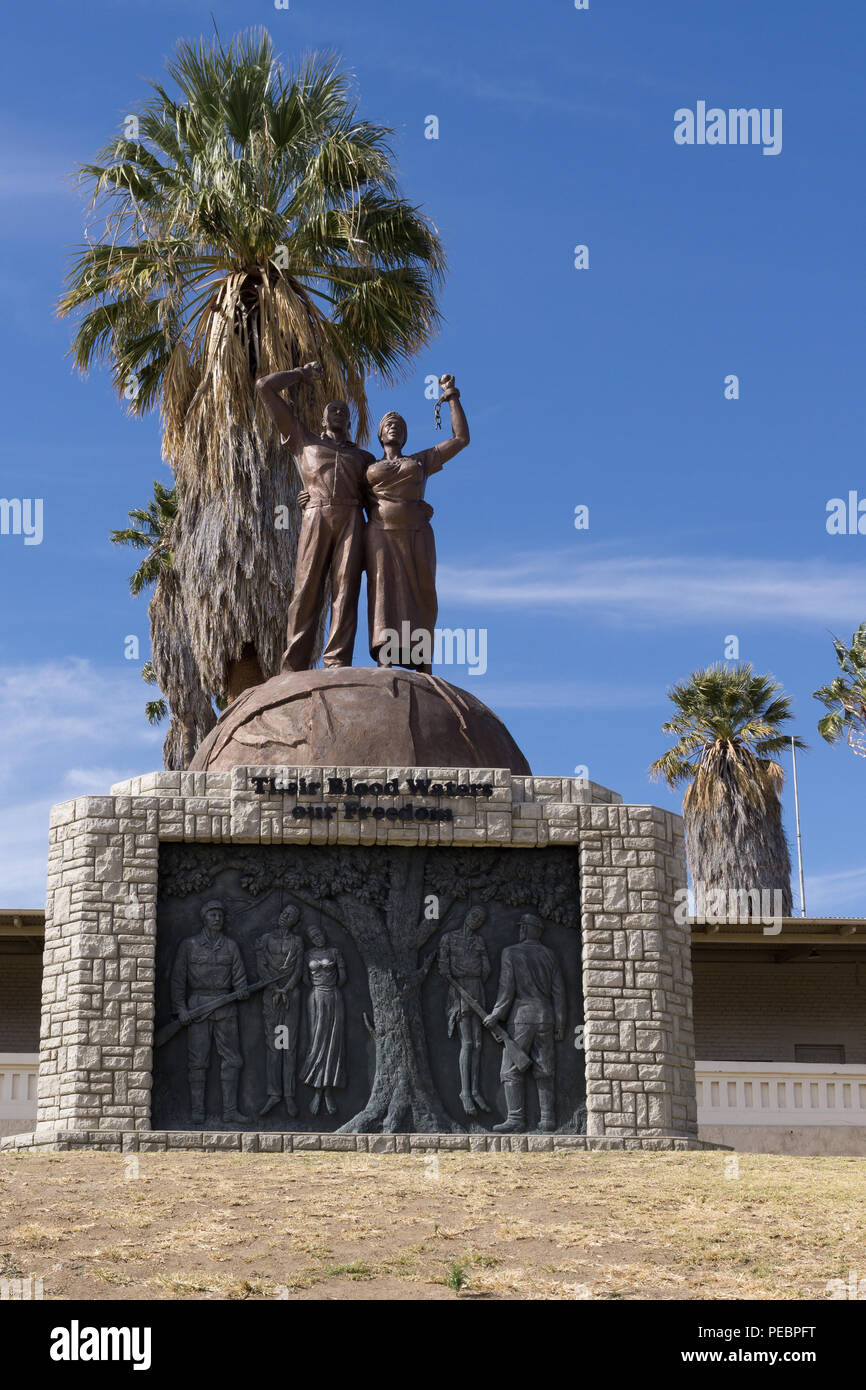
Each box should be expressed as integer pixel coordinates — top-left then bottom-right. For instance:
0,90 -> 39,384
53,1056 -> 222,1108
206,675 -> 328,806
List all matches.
438,551 -> 866,627
804,864 -> 866,917
468,680 -> 661,710
0,660 -> 160,902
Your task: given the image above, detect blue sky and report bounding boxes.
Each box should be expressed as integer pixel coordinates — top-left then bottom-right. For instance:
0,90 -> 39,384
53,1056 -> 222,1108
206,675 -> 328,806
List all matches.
0,0 -> 864,911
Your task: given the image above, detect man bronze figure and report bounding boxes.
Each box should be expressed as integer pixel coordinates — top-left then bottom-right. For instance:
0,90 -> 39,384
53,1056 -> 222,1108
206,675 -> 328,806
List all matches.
484,914 -> 566,1134
170,900 -> 250,1125
256,904 -> 305,1118
438,905 -> 491,1115
256,363 -> 375,671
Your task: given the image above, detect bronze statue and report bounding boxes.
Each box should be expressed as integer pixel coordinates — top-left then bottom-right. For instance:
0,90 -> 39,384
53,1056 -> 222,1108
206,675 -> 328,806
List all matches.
256,904 -> 305,1118
365,374 -> 469,673
301,923 -> 347,1115
484,914 -> 566,1134
170,900 -> 250,1125
256,364 -> 375,671
437,905 -> 491,1115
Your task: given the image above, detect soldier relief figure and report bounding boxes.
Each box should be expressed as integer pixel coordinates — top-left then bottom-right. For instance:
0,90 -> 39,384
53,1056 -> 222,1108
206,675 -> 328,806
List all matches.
170,900 -> 250,1125
484,915 -> 566,1134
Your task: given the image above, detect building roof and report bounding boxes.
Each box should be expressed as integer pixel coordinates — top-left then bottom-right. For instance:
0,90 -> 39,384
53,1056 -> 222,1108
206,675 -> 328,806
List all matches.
0,909 -> 46,936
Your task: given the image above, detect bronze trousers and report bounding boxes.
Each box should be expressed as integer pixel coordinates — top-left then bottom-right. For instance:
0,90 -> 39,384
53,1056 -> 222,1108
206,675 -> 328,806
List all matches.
282,504 -> 364,671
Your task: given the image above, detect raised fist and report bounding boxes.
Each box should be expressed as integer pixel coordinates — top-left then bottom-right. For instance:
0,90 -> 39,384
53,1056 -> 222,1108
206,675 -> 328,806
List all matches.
302,361 -> 325,381
438,373 -> 456,393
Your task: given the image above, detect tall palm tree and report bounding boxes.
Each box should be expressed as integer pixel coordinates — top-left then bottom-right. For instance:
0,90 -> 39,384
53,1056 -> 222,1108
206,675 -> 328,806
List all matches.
813,623 -> 866,758
650,663 -> 804,916
60,30 -> 445,700
111,480 -> 216,769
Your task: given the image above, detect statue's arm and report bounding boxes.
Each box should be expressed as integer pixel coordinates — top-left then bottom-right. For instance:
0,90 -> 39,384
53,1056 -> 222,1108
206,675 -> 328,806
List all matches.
480,940 -> 492,981
255,364 -> 321,451
552,957 -> 567,1040
485,951 -> 514,1023
230,940 -> 249,993
169,941 -> 188,1016
425,377 -> 470,470
284,938 -> 303,989
437,934 -> 450,976
254,940 -> 268,979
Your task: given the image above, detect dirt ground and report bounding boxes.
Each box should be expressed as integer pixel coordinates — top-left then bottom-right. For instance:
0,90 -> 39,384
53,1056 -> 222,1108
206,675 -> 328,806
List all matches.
0,1149 -> 863,1300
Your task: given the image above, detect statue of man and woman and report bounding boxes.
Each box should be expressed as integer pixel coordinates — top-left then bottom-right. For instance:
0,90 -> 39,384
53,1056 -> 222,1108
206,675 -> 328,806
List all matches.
255,364 -> 470,674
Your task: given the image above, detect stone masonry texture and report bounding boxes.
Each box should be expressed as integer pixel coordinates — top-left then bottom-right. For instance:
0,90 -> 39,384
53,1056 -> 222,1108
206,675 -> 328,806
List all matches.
32,767 -> 697,1143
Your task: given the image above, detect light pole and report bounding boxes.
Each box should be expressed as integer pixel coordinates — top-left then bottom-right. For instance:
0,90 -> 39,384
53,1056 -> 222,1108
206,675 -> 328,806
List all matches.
791,736 -> 806,918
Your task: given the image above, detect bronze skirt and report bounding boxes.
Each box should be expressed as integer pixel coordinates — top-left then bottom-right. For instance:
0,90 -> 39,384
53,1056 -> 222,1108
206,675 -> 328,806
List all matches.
365,519 -> 438,663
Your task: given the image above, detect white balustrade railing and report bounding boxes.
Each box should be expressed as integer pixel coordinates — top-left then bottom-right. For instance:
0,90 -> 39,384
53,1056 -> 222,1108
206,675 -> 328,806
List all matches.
0,1053 -> 39,1126
4,1056 -> 865,1133
697,1061 -> 866,1127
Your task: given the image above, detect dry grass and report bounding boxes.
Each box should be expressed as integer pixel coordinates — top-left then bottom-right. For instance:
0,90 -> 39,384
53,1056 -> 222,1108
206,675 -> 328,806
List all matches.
0,1150 -> 863,1301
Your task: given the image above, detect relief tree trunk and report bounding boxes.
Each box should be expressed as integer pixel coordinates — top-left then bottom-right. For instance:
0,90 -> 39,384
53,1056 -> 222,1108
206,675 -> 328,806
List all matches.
336,852 -> 460,1133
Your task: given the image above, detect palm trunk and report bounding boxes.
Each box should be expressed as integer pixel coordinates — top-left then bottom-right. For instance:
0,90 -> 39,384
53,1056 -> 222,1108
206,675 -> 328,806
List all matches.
685,791 -> 793,916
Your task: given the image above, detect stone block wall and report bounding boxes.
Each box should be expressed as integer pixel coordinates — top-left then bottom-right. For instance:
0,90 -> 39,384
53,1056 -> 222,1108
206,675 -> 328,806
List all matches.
578,804 -> 696,1138
34,767 -> 696,1141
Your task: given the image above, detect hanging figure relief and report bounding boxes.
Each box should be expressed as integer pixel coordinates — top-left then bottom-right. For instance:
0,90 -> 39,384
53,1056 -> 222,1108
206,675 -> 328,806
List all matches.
256,904 -> 305,1118
437,905 -> 492,1116
301,924 -> 348,1115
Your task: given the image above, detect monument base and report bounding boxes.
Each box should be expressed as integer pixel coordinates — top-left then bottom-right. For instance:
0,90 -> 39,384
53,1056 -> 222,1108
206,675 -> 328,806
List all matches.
34,765 -> 700,1144
0,1129 -> 725,1154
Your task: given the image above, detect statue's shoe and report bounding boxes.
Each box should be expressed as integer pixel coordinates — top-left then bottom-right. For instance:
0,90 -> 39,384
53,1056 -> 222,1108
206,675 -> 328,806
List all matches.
492,1116 -> 526,1133
259,1095 -> 280,1117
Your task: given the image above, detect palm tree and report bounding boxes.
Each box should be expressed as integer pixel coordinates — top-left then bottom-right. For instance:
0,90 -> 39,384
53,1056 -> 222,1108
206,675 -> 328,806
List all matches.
813,623 -> 866,758
111,480 -> 216,769
59,30 -> 445,701
650,663 -> 804,916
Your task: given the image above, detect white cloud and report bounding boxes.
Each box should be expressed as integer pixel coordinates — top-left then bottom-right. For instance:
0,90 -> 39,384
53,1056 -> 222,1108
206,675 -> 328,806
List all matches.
0,660 -> 158,762
803,864 -> 866,917
63,768 -> 131,793
0,660 -> 161,903
438,551 -> 866,627
0,799 -> 56,905
468,680 -> 660,710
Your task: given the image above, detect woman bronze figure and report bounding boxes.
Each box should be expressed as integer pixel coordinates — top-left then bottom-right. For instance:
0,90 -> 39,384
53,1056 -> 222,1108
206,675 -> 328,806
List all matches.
364,374 -> 470,673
